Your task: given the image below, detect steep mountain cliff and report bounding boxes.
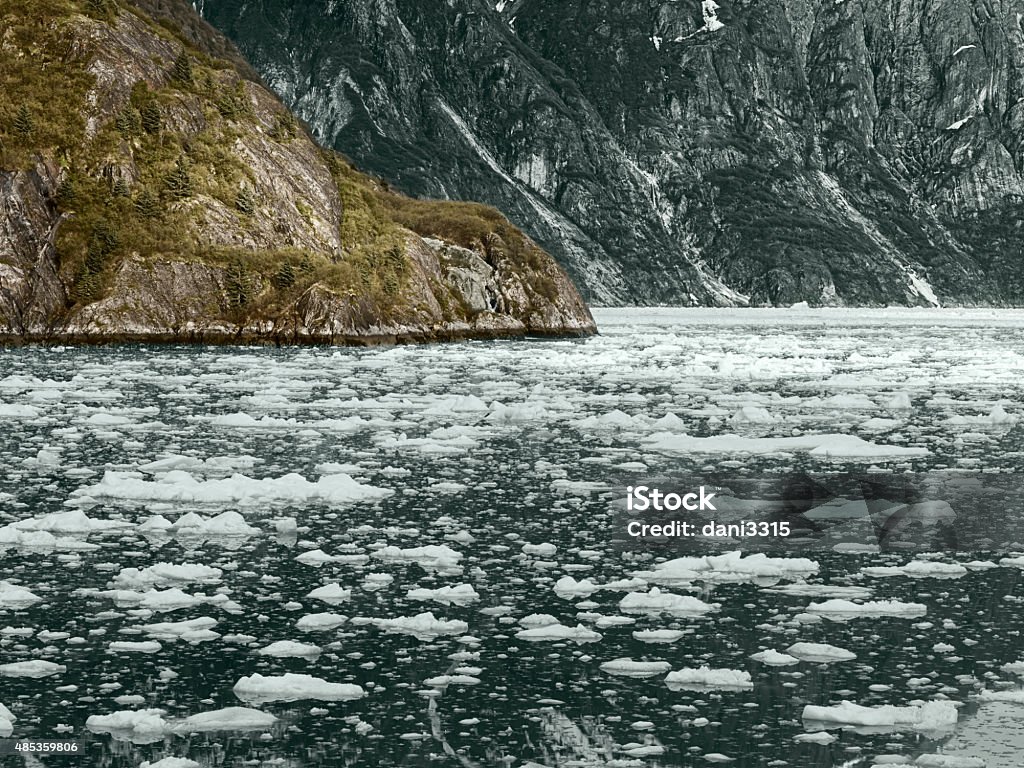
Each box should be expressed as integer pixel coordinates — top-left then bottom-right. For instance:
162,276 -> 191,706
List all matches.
202,0 -> 1024,307
0,0 -> 594,344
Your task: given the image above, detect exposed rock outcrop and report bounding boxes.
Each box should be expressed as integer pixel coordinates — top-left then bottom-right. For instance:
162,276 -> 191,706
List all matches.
0,0 -> 594,344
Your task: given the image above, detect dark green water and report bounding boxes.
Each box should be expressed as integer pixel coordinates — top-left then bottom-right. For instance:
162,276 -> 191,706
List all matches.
1,308 -> 1024,767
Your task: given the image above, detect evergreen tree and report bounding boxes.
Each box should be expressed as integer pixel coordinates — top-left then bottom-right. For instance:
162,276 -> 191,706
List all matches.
172,51 -> 192,85
12,105 -> 34,138
55,175 -> 76,209
112,178 -> 130,197
140,101 -> 161,134
272,261 -> 296,290
134,189 -> 159,218
216,92 -> 239,120
115,107 -> 141,138
235,186 -> 255,215
85,0 -> 111,18
85,221 -> 118,274
164,156 -> 192,200
225,260 -> 250,308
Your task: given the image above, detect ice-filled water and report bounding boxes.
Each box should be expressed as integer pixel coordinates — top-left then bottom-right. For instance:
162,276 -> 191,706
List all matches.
2,308 -> 1024,766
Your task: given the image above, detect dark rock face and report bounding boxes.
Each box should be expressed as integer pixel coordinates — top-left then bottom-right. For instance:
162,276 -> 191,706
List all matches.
202,0 -> 1024,307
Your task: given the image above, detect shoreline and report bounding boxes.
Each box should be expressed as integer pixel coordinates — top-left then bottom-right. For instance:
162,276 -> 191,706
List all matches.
0,325 -> 596,348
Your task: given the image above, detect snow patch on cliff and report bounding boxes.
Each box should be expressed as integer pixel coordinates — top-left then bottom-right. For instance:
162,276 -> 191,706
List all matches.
702,0 -> 725,32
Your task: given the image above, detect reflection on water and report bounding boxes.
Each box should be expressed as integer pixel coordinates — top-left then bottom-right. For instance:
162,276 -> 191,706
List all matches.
0,309 -> 1023,766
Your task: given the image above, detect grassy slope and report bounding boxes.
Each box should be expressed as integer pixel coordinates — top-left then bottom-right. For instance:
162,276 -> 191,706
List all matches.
0,0 -> 565,326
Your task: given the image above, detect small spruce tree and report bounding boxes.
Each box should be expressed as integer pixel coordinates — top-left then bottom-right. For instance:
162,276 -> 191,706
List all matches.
134,189 -> 159,218
85,0 -> 111,18
164,156 -> 192,200
112,178 -> 130,197
225,260 -> 250,308
235,186 -> 255,215
140,101 -> 161,134
12,105 -> 35,138
272,261 -> 296,290
115,107 -> 142,137
85,221 -> 118,274
171,51 -> 192,85
55,175 -> 76,209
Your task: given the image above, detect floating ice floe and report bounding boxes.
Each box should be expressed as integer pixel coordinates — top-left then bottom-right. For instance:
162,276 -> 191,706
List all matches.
0,527 -> 75,550
806,599 -> 927,619
373,612 -> 469,640
140,758 -> 201,768
8,509 -> 132,534
914,756 -> 985,768
750,649 -> 799,666
514,623 -> 602,643
406,584 -> 479,605
599,658 -> 673,678
86,708 -> 170,743
137,617 -> 219,643
794,731 -> 836,744
138,454 -> 259,474
730,405 -> 777,423
644,432 -> 928,460
0,403 -> 41,418
634,551 -> 819,585
522,542 -> 557,556
977,689 -> 1024,704
862,561 -> 967,579
157,511 -> 259,537
296,549 -> 339,566
74,470 -> 391,506
233,673 -> 365,703
112,563 -> 223,589
372,544 -> 463,569
0,660 -> 65,678
295,613 -> 348,631
619,587 -> 715,614
196,412 -> 371,433
801,700 -> 958,733
306,583 -> 352,604
83,587 -> 231,613
257,640 -> 322,658
786,642 -> 856,663
633,629 -> 686,644
108,641 -> 162,654
0,581 -> 42,607
377,432 -> 479,455
572,409 -> 646,431
664,666 -> 753,689
761,583 -> 872,599
424,674 -> 481,687
0,702 -> 15,737
172,706 -> 278,732
421,394 -> 489,414
553,576 -> 599,597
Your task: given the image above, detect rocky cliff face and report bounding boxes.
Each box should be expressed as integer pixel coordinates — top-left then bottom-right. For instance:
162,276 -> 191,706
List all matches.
202,0 -> 1024,307
0,0 -> 594,344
